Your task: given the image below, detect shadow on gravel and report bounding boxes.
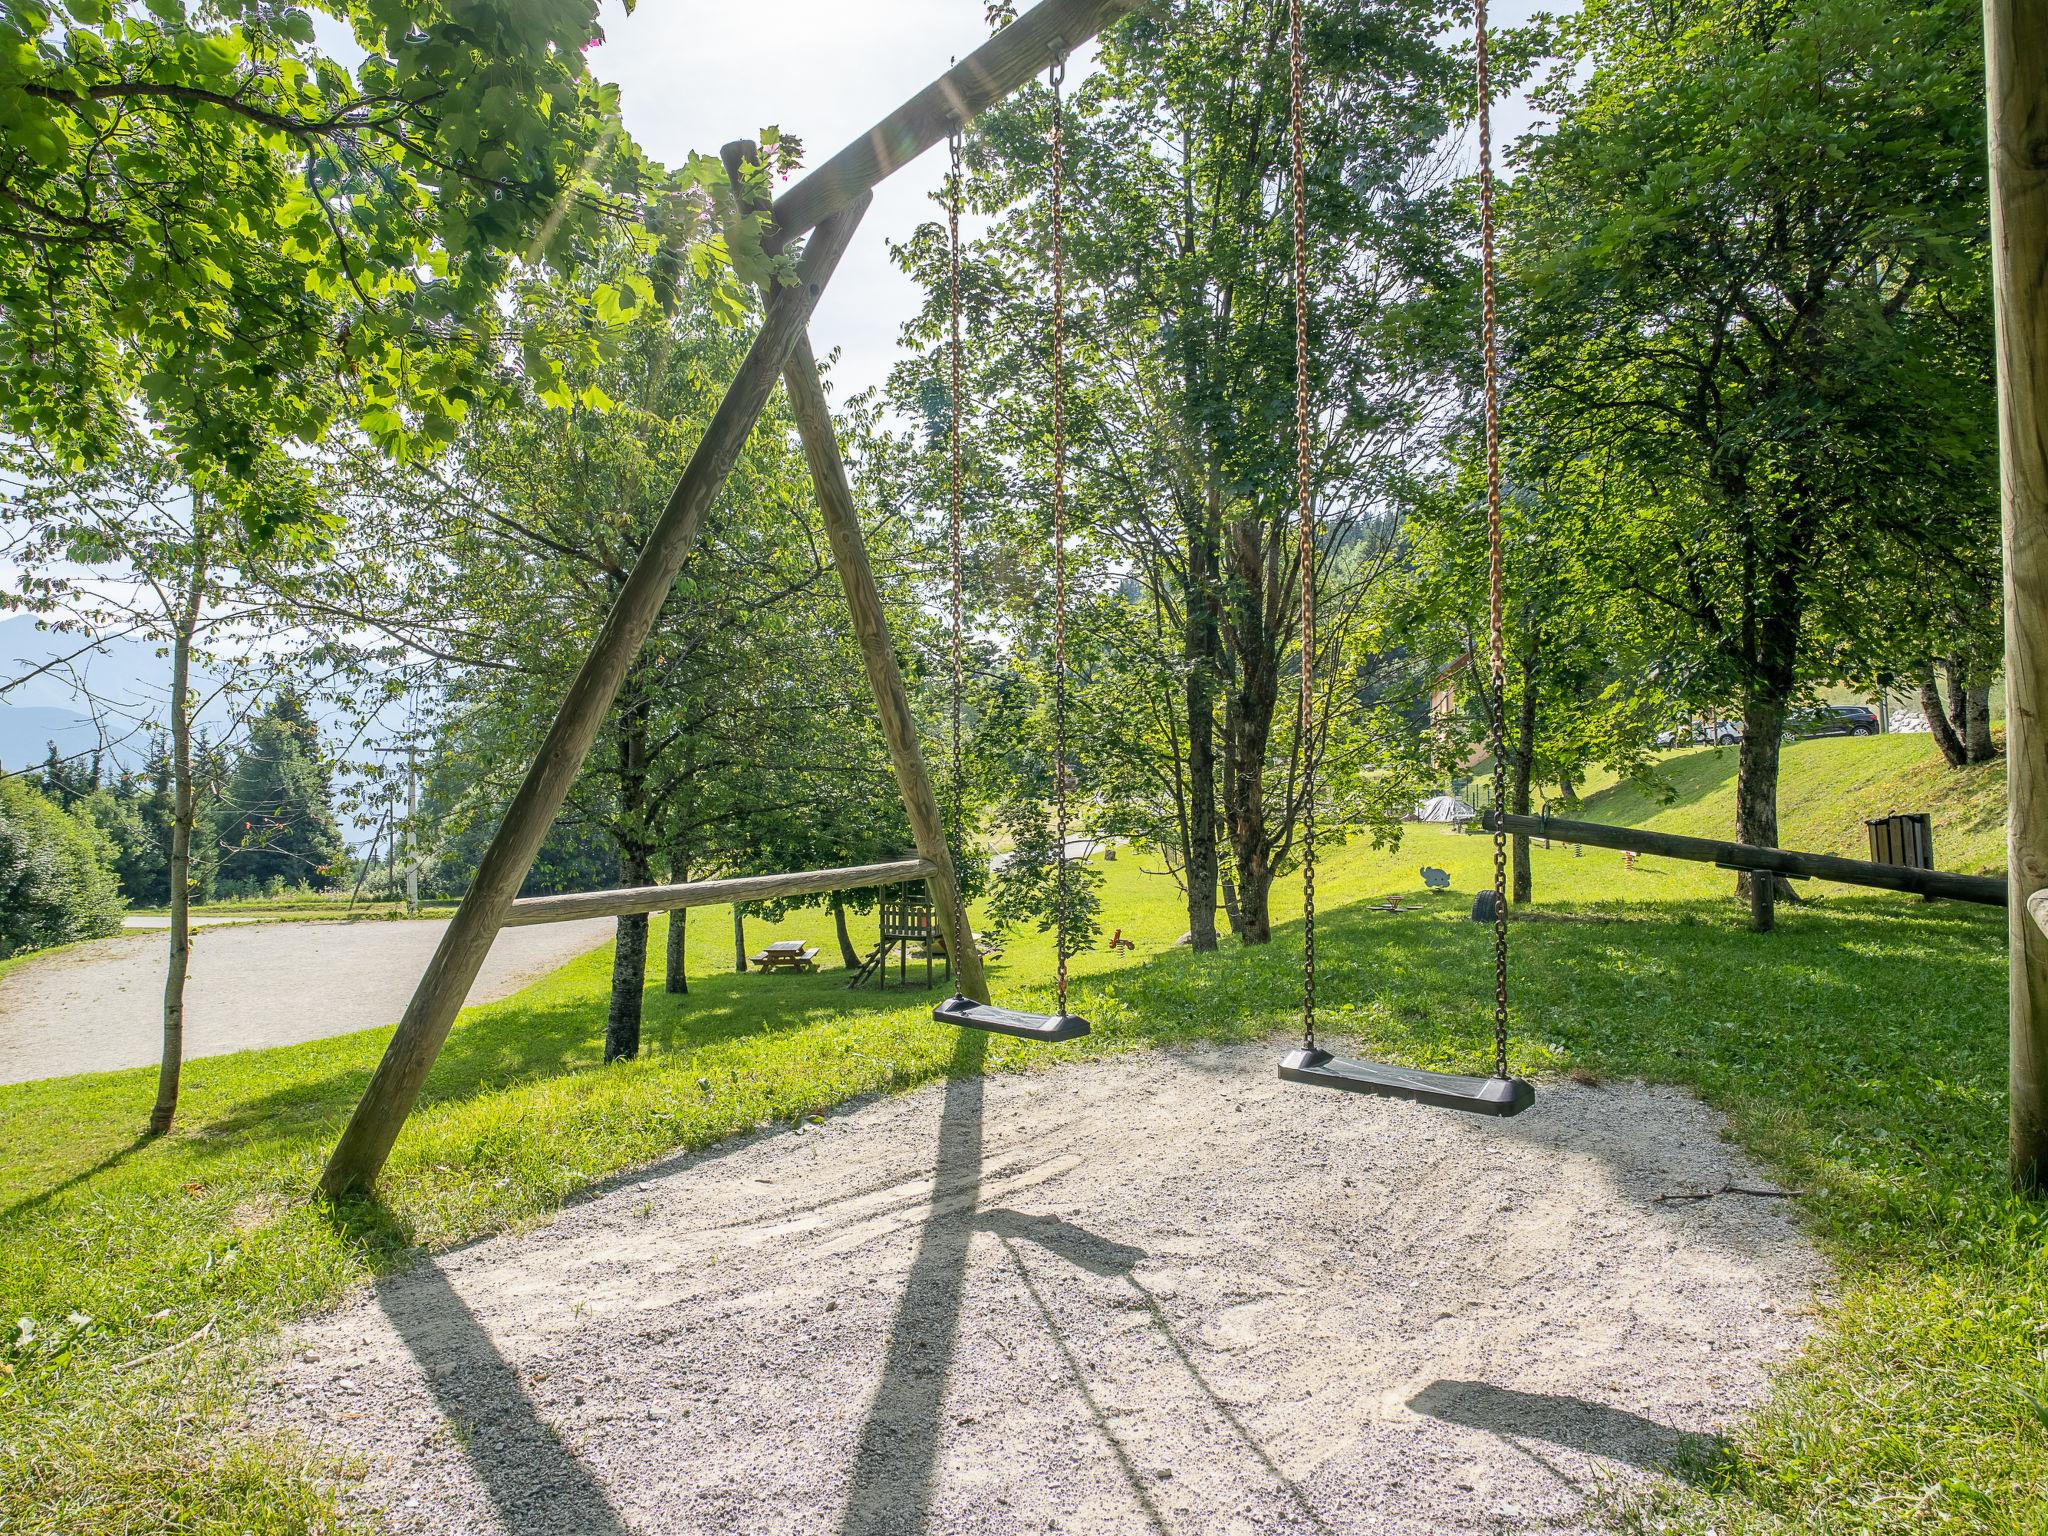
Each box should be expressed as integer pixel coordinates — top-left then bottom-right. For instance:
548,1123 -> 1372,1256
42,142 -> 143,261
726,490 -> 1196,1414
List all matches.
1408,1378 -> 1716,1474
838,1030 -> 986,1536
377,1259 -> 630,1536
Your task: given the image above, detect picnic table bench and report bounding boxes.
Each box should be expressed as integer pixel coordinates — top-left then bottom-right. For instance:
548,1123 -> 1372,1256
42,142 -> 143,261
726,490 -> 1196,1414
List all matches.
749,940 -> 820,973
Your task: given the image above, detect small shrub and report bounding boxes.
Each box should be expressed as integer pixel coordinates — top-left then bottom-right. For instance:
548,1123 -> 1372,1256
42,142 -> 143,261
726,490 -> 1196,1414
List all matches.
0,777 -> 125,958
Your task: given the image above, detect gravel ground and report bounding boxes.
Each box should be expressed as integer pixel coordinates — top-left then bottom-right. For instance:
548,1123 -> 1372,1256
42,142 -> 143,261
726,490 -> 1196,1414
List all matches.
261,1045 -> 1826,1536
0,917 -> 615,1084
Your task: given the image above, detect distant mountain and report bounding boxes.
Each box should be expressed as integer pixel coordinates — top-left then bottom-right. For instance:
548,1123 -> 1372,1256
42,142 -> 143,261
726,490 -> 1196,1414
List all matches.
0,614 -> 171,712
0,704 -> 117,776
0,615 -> 172,773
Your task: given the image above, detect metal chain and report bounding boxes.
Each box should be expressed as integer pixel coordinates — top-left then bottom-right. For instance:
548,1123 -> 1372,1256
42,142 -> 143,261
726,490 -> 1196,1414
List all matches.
946,125 -> 972,986
1049,46 -> 1071,1016
1476,0 -> 1510,1081
1287,0 -> 1316,1053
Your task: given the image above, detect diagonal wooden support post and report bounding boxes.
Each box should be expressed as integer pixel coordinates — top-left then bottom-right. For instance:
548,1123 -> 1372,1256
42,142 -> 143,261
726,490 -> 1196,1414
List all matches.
784,331 -> 990,1004
318,198 -> 869,1200
723,140 -> 988,1004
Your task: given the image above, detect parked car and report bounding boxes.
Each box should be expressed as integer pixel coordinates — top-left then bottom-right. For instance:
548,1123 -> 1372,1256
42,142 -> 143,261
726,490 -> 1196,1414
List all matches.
1654,718 -> 1743,748
1785,703 -> 1881,739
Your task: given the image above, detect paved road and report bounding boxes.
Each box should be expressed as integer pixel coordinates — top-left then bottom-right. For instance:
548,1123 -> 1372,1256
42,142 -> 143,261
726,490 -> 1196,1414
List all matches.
0,917 -> 616,1086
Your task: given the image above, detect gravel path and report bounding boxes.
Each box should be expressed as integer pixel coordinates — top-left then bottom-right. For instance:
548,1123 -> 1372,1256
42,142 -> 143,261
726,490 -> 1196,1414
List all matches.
262,1046 -> 1825,1536
0,917 -> 615,1085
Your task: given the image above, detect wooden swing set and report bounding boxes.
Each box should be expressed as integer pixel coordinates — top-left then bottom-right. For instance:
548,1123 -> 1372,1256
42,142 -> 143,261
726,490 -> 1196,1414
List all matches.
318,0 -> 2048,1197
317,0 -> 1138,1199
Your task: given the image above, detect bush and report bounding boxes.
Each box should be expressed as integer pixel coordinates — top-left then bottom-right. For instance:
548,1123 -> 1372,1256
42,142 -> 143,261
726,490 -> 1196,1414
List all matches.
0,777 -> 125,958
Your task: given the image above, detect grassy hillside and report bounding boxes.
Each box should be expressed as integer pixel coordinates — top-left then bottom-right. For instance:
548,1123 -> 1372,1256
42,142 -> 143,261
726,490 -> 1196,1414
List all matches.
1572,733 -> 2009,875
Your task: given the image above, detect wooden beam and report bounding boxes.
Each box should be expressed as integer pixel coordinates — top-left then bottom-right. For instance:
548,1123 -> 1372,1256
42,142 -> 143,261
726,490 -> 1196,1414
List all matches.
1987,0 -> 2048,1190
316,198 -> 869,1201
1480,811 -> 2008,907
783,332 -> 990,1003
725,139 -> 990,1004
503,859 -> 937,927
2029,888 -> 2048,945
769,0 -> 1139,242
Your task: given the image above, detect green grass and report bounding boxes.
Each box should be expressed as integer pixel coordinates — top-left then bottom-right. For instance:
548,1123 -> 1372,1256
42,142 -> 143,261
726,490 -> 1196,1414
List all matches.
1574,732 -> 2010,876
2,734 -> 2042,1533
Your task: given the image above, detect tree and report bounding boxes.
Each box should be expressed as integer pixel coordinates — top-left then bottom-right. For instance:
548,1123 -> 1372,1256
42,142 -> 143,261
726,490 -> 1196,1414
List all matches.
322,262 -> 921,1059
3,430 -> 326,1130
0,774 -> 123,958
1,0 -> 721,486
215,690 -> 345,894
893,0 -> 1464,946
1505,0 -> 1996,929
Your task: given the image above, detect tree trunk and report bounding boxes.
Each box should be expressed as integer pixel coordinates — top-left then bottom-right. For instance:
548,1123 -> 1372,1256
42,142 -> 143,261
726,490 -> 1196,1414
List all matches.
1218,837 -> 1245,941
607,905 -> 649,1062
1510,658 -> 1536,904
664,857 -> 688,995
1940,659 -> 1971,739
1183,485 -> 1221,952
604,686 -> 652,1063
1221,651 -> 1280,946
665,905 -> 688,994
1735,692 -> 1791,932
733,907 -> 747,973
1923,673 -> 1969,767
1966,683 -> 1997,762
149,522 -> 209,1137
832,893 -> 860,969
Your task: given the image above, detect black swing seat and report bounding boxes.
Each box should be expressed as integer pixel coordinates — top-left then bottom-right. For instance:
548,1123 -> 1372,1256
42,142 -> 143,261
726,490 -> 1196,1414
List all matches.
1279,1047 -> 1534,1117
933,995 -> 1091,1043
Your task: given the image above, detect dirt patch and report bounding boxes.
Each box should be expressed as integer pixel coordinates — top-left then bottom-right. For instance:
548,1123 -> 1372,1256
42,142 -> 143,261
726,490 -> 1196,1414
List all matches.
262,1045 -> 1826,1535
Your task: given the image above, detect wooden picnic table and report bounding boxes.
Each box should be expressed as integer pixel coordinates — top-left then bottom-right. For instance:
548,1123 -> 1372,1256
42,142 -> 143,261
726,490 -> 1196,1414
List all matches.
750,940 -> 820,974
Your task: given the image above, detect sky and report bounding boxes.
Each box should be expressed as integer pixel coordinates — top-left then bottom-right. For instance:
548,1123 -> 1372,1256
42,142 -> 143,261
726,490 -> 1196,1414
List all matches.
585,0 -> 1570,402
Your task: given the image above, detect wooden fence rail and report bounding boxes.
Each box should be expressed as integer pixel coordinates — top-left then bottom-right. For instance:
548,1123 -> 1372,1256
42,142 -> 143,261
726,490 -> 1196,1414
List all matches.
1481,811 -> 2007,907
503,858 -> 938,927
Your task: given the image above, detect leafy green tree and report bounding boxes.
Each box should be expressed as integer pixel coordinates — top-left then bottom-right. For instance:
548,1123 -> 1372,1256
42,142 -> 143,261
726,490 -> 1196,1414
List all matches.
1388,452 -> 1670,900
0,0 -> 722,485
894,0 -> 1465,947
76,781 -> 166,905
324,258 -> 920,1059
3,430 -> 325,1129
1504,0 -> 1995,928
0,774 -> 123,957
215,690 -> 345,893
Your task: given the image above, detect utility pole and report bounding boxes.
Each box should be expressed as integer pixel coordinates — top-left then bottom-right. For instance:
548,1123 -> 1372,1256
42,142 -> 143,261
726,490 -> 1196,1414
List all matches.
1986,0 -> 2048,1190
404,738 -> 419,914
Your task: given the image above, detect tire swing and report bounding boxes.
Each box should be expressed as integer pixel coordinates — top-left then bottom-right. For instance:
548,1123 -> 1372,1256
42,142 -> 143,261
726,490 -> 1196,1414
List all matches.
1276,0 -> 1533,1116
932,43 -> 1090,1046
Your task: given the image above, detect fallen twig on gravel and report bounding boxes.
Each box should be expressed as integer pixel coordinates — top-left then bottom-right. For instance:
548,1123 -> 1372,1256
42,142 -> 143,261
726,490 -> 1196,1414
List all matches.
1654,1183 -> 1804,1204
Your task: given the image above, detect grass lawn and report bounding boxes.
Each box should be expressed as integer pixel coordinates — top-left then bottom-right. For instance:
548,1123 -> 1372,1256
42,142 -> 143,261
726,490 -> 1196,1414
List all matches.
1,736 -> 2041,1534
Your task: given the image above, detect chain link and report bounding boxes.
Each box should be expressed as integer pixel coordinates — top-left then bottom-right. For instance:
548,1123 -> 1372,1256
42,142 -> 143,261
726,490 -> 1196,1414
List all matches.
1048,47 -> 1071,1016
1287,0 -> 1317,1053
1475,0 -> 1510,1081
945,126 -> 973,988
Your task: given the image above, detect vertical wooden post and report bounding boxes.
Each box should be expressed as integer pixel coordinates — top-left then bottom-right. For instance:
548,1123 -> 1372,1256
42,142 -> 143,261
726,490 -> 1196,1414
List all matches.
725,140 -> 989,1004
317,199 -> 867,1199
1987,0 -> 2048,1191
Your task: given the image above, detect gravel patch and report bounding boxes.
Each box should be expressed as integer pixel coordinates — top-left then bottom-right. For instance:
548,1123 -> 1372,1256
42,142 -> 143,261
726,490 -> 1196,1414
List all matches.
261,1045 -> 1826,1535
